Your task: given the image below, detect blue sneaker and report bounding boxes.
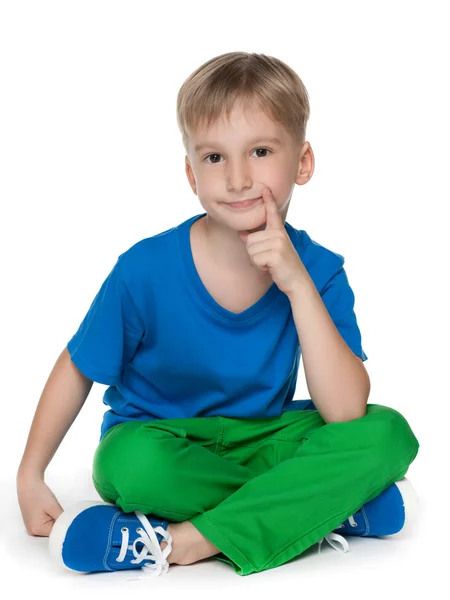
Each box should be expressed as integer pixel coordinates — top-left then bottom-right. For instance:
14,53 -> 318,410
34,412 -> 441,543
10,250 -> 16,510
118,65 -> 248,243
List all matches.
49,501 -> 173,577
333,477 -> 419,537
317,478 -> 419,555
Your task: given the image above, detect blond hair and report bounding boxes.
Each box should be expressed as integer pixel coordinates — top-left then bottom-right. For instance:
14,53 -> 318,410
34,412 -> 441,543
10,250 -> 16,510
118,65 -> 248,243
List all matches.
177,52 -> 310,154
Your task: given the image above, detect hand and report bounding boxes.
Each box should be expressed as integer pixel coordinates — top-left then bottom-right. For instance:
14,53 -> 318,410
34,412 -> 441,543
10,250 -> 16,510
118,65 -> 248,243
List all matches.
238,187 -> 309,297
17,473 -> 64,537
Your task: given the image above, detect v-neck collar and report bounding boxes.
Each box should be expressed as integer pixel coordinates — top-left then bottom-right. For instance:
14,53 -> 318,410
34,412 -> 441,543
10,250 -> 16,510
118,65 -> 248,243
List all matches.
178,213 -> 294,323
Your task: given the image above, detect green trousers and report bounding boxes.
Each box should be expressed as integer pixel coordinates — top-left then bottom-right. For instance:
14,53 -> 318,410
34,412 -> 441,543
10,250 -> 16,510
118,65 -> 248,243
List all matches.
92,403 -> 420,576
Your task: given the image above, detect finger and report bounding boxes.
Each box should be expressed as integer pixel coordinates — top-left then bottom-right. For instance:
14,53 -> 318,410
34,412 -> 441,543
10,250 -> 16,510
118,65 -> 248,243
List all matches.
262,188 -> 283,229
41,516 -> 56,537
48,502 -> 64,521
29,515 -> 55,537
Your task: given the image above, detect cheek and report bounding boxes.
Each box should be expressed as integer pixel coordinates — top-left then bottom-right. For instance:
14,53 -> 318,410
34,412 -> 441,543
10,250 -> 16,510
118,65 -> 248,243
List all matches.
263,162 -> 291,184
197,172 -> 219,190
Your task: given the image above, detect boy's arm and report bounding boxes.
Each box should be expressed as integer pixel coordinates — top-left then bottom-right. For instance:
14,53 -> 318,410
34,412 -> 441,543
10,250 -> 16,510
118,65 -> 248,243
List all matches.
288,277 -> 370,425
17,347 -> 93,480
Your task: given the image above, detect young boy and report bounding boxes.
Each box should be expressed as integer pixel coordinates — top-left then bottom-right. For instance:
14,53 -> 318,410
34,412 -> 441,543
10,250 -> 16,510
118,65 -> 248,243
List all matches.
17,52 -> 420,578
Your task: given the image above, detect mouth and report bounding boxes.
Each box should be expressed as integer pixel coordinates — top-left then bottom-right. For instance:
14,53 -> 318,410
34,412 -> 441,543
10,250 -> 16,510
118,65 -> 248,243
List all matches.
226,197 -> 262,209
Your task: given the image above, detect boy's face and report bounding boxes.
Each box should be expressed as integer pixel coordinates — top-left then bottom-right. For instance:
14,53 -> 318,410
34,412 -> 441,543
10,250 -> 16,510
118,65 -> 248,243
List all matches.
185,101 -> 313,233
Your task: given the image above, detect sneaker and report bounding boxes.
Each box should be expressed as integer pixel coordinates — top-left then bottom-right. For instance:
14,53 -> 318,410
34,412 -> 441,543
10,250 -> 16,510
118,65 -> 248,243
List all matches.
317,477 -> 419,555
333,477 -> 419,537
49,501 -> 173,577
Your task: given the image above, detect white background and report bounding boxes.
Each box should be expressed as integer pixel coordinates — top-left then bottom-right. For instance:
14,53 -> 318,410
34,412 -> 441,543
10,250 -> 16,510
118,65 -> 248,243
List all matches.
1,0 -> 449,597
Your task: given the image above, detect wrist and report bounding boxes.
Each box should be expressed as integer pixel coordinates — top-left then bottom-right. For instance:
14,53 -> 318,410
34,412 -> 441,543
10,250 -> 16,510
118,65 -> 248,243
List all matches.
17,462 -> 45,483
287,271 -> 316,301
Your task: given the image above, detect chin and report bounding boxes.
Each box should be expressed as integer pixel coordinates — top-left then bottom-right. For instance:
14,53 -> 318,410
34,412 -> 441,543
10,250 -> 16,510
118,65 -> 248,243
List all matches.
225,211 -> 265,227
231,213 -> 267,233
248,222 -> 267,233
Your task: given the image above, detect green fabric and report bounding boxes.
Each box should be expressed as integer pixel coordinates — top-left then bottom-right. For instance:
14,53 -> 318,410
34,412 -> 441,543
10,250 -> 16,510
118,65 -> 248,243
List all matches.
92,403 -> 420,576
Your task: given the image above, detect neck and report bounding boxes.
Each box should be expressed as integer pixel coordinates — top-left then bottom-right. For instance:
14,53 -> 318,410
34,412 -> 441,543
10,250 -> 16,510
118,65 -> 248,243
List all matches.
200,214 -> 269,278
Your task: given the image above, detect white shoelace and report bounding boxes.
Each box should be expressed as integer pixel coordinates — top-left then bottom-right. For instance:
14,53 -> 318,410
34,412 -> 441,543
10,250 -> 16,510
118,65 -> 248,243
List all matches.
116,511 -> 173,578
317,513 -> 358,553
317,531 -> 350,554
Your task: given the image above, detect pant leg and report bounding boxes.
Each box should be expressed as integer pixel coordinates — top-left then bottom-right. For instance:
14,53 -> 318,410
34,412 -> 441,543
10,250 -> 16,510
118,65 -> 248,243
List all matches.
189,403 -> 420,575
92,416 -> 253,521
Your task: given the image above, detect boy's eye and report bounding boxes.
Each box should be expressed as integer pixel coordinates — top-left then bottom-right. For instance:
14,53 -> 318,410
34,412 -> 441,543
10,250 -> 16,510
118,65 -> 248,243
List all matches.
203,148 -> 272,164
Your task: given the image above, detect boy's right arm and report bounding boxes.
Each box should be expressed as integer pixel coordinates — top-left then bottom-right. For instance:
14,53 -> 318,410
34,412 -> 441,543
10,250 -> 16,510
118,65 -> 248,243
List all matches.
16,347 -> 94,536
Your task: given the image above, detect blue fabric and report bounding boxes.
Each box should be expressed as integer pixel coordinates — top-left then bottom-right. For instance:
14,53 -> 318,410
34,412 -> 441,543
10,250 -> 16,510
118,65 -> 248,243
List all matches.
67,213 -> 368,442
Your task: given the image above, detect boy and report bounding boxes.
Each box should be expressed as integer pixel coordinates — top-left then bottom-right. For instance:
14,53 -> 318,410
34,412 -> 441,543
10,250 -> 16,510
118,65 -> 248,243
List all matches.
17,52 -> 420,578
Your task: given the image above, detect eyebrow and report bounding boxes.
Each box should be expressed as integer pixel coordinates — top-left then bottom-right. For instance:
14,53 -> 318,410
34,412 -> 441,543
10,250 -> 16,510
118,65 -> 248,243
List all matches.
194,136 -> 282,154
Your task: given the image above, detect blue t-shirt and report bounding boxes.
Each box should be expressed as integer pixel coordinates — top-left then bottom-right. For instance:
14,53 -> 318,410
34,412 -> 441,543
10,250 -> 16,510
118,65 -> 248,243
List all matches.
67,213 -> 368,441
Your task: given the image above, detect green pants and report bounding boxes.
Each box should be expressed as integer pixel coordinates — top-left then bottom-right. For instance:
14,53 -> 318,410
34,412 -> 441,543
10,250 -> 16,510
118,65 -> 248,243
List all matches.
92,403 -> 420,576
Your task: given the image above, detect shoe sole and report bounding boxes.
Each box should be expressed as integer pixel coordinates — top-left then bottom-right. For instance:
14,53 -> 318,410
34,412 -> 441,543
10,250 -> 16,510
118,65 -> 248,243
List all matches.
49,500 -> 116,572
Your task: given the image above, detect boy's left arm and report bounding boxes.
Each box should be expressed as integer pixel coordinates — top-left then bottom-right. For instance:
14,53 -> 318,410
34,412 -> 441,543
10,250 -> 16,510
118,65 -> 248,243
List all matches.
287,275 -> 370,424
238,187 -> 370,425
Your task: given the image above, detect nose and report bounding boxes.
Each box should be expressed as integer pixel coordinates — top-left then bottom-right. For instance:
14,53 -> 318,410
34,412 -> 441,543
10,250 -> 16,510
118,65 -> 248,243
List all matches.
225,157 -> 253,193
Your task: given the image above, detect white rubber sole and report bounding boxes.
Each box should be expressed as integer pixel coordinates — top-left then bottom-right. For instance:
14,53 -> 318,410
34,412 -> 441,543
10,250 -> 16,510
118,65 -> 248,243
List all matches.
49,500 -> 116,572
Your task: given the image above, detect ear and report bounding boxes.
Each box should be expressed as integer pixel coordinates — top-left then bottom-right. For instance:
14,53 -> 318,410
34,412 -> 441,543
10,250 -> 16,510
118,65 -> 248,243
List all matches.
295,142 -> 315,186
185,156 -> 197,195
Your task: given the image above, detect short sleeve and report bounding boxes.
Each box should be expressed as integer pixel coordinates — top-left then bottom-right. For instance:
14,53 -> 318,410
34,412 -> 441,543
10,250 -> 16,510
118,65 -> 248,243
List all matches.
67,257 -> 145,384
320,264 -> 368,362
